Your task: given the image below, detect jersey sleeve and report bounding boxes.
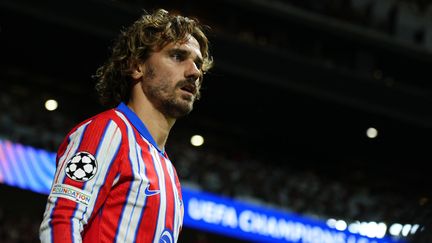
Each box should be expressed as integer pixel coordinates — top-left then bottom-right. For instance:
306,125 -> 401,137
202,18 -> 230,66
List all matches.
39,116 -> 124,243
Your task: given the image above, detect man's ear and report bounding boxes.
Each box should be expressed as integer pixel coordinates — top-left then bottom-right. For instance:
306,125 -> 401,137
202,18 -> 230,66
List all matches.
131,63 -> 144,80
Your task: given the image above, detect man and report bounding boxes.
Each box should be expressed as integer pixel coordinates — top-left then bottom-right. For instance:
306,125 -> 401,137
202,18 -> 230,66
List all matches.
39,8 -> 213,243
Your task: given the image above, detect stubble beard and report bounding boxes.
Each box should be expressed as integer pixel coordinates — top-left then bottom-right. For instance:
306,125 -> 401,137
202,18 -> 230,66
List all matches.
142,66 -> 195,119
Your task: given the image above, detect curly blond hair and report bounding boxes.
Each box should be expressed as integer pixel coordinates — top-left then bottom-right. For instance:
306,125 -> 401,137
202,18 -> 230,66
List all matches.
94,8 -> 213,107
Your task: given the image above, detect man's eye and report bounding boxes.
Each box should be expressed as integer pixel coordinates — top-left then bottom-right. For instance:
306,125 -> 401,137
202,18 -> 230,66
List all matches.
172,53 -> 183,61
195,62 -> 203,70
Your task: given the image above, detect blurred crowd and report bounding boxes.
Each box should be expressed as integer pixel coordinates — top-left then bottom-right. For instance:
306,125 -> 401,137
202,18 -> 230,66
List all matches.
246,0 -> 431,39
198,0 -> 432,98
0,82 -> 423,243
1,1 -> 430,241
0,89 -> 74,151
169,142 -> 419,225
0,208 -> 40,243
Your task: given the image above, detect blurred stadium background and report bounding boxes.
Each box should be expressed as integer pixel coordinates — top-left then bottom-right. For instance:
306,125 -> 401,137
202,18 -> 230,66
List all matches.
1,0 -> 432,242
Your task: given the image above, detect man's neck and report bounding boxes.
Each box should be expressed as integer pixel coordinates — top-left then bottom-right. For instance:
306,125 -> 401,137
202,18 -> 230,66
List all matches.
127,98 -> 175,151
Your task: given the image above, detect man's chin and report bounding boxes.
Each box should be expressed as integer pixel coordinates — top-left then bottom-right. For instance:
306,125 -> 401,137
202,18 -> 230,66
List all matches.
176,104 -> 194,117
180,92 -> 195,102
165,102 -> 194,118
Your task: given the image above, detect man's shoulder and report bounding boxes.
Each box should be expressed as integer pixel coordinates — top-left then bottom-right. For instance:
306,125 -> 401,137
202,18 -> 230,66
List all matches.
90,107 -> 119,121
70,107 -> 124,132
57,107 -> 126,157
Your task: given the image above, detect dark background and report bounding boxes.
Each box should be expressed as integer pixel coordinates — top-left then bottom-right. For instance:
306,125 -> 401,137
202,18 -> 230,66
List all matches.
1,0 -> 432,242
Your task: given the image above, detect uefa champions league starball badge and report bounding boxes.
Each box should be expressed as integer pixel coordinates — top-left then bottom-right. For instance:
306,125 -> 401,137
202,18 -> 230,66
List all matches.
65,151 -> 98,182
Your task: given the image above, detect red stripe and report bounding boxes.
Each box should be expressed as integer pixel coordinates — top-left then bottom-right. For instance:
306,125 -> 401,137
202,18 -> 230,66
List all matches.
97,163 -> 133,242
64,118 -> 110,188
52,122 -> 85,188
82,113 -> 127,242
52,139 -> 76,187
51,118 -> 110,242
172,164 -> 182,202
159,154 -> 175,232
78,118 -> 110,154
134,129 -> 160,242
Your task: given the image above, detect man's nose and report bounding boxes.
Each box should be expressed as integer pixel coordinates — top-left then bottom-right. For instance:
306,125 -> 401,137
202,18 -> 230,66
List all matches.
185,60 -> 201,81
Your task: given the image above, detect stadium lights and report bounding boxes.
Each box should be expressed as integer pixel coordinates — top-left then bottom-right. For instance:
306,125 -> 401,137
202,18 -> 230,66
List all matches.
328,219 -> 387,239
44,99 -> 58,111
388,223 -> 420,237
389,223 -> 403,236
329,219 -> 421,239
401,224 -> 412,237
390,223 -> 420,237
366,127 -> 378,138
190,135 -> 204,147
335,220 -> 347,231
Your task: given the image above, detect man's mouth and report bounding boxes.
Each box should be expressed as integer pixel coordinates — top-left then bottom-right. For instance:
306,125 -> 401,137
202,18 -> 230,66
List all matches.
180,83 -> 196,95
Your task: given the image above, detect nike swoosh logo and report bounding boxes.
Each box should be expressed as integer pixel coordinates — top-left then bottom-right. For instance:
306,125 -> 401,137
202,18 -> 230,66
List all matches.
144,184 -> 160,196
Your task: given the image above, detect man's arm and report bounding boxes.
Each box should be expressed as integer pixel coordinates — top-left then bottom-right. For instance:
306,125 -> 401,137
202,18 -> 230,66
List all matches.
40,117 -> 123,242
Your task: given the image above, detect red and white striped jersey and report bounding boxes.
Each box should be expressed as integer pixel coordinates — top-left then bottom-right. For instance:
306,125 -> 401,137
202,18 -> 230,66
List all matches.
40,102 -> 184,243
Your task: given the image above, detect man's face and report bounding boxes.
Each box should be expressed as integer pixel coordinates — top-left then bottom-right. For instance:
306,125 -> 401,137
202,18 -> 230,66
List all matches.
139,35 -> 203,118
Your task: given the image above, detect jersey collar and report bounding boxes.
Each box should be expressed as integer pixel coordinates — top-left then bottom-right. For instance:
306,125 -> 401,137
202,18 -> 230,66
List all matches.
116,102 -> 164,153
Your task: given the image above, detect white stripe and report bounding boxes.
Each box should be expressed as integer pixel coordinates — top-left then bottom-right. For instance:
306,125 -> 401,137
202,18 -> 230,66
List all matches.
123,144 -> 149,240
166,159 -> 182,241
39,121 -> 91,243
75,120 -> 122,233
151,147 -> 167,243
114,111 -> 148,243
54,120 -> 92,188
